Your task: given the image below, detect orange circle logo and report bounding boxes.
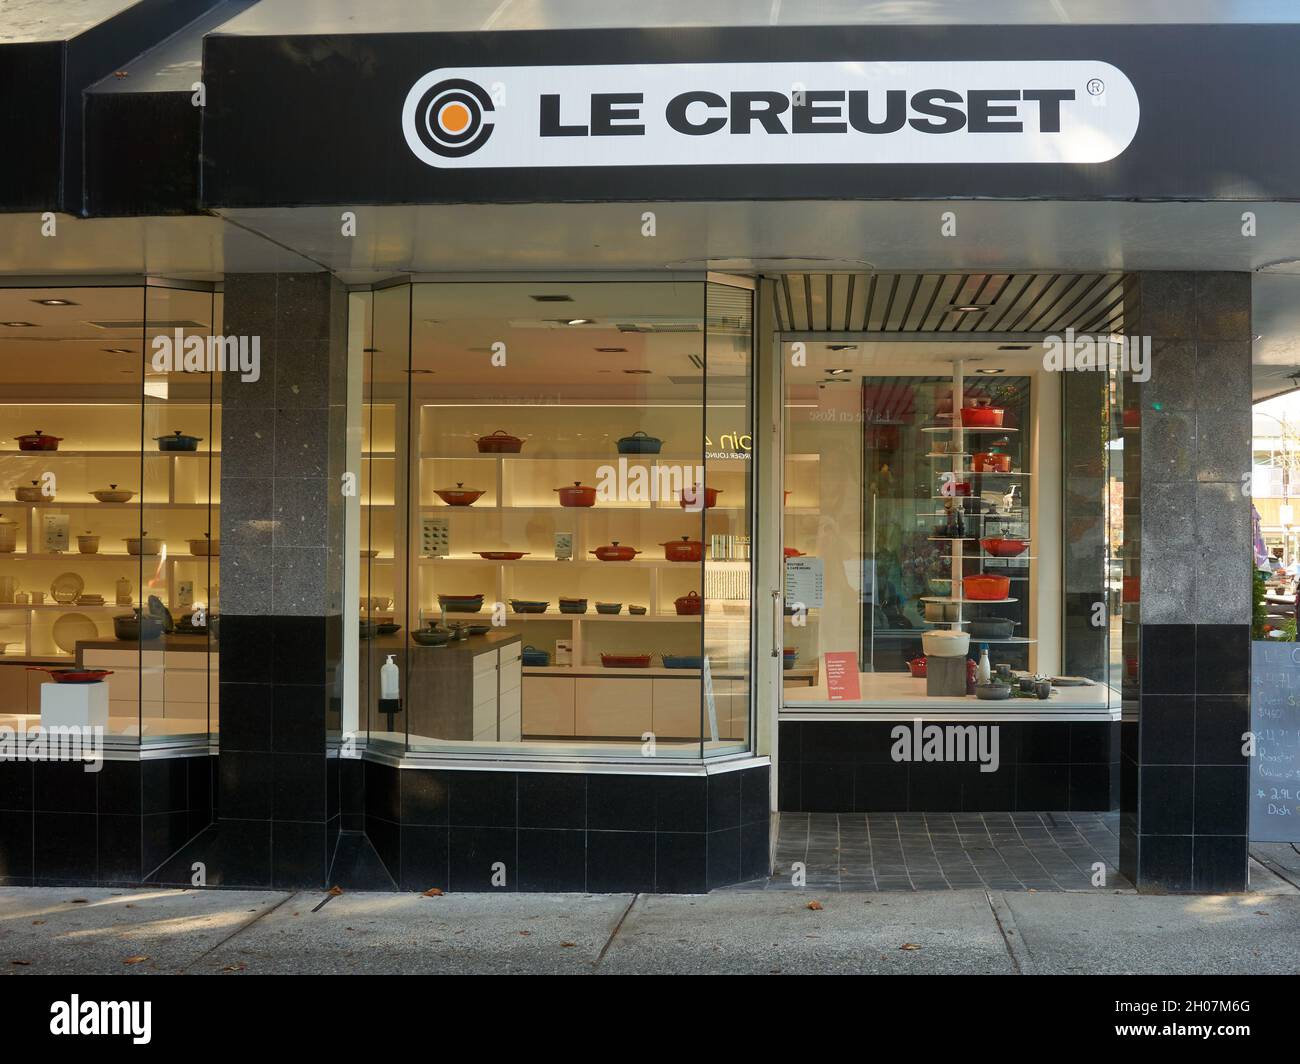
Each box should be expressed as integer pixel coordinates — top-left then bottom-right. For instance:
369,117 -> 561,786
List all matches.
439,102 -> 471,134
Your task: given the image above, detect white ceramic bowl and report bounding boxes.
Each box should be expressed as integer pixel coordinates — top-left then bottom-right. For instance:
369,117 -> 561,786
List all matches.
922,630 -> 971,657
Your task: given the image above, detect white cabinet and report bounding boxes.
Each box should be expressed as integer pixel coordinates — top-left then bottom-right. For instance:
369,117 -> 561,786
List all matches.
522,676 -> 575,736
575,677 -> 652,737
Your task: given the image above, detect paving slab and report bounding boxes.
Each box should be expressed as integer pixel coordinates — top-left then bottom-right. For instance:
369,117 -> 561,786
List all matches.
0,887 -> 288,975
598,889 -> 1014,974
195,891 -> 634,975
999,891 -> 1300,975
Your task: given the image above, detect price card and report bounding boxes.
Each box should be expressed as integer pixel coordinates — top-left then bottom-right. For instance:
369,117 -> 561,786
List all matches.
785,557 -> 824,609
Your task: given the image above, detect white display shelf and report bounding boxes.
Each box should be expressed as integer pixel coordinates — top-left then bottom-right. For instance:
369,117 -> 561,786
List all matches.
419,504 -> 746,513
423,557 -> 714,568
921,425 -> 1019,434
920,596 -> 1019,604
0,449 -> 220,459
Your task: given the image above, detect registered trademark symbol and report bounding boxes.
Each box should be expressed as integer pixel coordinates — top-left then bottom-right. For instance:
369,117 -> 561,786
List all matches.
1086,78 -> 1105,96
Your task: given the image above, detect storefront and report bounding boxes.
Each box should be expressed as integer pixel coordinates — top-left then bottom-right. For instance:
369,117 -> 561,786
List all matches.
2,2 -> 1297,894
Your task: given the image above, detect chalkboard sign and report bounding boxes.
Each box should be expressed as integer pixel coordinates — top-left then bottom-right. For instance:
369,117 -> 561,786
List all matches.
1250,641 -> 1300,842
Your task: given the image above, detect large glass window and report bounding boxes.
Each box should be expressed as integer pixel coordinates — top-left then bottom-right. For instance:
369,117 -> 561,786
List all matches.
349,278 -> 754,761
0,282 -> 221,749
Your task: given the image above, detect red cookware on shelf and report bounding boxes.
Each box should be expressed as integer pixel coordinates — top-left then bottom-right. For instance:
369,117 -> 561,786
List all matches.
27,666 -> 112,684
475,429 -> 524,453
979,537 -> 1028,558
555,481 -> 597,507
962,574 -> 1012,600
475,551 -> 528,560
15,430 -> 62,451
972,452 -> 1013,473
674,591 -> 703,616
589,541 -> 641,562
907,656 -> 928,678
435,483 -> 485,506
961,400 -> 1005,427
784,547 -> 805,558
661,535 -> 704,562
679,486 -> 722,509
601,653 -> 652,668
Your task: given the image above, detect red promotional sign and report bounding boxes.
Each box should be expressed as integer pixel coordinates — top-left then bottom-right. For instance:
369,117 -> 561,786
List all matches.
823,652 -> 861,701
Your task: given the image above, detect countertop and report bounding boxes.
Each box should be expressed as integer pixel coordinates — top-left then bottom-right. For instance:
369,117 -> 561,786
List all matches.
366,630 -> 522,654
78,634 -> 212,654
783,670 -> 1118,720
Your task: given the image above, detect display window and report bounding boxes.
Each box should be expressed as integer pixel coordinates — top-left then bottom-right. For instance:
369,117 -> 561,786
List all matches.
345,278 -> 755,760
780,339 -> 1122,715
0,283 -> 221,748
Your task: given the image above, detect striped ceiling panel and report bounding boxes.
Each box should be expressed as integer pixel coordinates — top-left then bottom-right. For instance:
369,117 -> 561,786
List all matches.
774,272 -> 1130,335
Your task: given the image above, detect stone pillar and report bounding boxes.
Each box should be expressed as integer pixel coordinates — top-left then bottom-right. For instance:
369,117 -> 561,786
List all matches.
216,272 -> 347,888
1120,273 -> 1252,893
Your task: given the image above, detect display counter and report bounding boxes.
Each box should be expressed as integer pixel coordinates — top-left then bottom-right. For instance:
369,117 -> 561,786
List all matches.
782,670 -> 1118,721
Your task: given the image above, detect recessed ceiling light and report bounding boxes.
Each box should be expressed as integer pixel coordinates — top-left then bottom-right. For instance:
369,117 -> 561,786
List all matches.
826,344 -> 858,352
997,344 -> 1031,351
530,294 -> 574,303
566,318 -> 595,326
975,368 -> 1005,375
951,305 -> 990,313
595,347 -> 627,353
1,321 -> 35,327
32,298 -> 77,306
824,368 -> 852,375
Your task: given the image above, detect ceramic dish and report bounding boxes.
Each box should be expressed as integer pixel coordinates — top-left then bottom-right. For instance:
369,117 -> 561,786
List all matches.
53,612 -> 98,653
50,572 -> 84,604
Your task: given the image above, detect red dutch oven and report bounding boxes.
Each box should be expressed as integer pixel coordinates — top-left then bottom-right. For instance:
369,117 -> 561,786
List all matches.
674,591 -> 703,616
555,481 -> 597,507
907,656 -> 928,678
960,402 -> 1005,428
661,535 -> 704,562
476,429 -> 524,453
589,541 -> 641,562
435,483 -> 485,506
972,452 -> 1013,473
15,430 -> 62,451
679,486 -> 722,509
962,574 -> 1011,600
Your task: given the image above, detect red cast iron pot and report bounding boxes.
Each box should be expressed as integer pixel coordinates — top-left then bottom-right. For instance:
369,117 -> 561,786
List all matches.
784,547 -> 805,558
15,430 -> 62,451
960,403 -> 1005,428
555,481 -> 597,507
907,657 -> 928,678
589,541 -> 641,562
476,429 -> 524,453
972,452 -> 1013,473
601,653 -> 652,668
474,551 -> 528,560
962,574 -> 1011,600
436,483 -> 485,506
980,537 -> 1028,558
674,591 -> 703,616
679,486 -> 722,509
661,535 -> 704,562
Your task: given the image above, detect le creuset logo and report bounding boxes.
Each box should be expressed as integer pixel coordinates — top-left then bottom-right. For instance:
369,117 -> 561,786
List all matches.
401,60 -> 1139,169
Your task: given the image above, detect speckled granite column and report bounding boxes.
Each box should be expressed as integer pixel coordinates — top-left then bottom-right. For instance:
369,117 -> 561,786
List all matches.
216,272 -> 347,888
1120,273 -> 1252,893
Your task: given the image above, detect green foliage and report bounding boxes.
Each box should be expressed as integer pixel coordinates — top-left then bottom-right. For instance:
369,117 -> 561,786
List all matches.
1253,565 -> 1269,641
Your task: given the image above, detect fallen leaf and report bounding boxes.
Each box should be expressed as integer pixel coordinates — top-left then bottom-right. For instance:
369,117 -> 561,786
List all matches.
123,955 -> 149,965
806,900 -> 823,911
124,904 -> 135,909
327,886 -> 343,896
1255,910 -> 1270,916
30,920 -> 44,926
560,942 -> 576,948
899,943 -> 922,951
69,899 -> 88,905
519,930 -> 531,936
422,888 -> 444,897
10,960 -> 31,966
222,963 -> 246,973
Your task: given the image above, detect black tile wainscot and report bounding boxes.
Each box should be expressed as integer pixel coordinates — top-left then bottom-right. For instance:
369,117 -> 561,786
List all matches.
0,755 -> 214,886
778,721 -> 1119,814
364,760 -> 771,893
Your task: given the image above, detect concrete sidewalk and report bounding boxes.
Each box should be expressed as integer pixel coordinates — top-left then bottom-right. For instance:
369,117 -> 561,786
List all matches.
1,882 -> 1297,974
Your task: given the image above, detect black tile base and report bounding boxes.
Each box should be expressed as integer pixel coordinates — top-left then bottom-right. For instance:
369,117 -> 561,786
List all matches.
780,722 -> 1117,813
363,760 -> 769,893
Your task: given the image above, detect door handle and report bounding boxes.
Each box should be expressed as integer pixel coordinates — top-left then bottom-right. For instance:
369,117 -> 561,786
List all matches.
771,589 -> 782,657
